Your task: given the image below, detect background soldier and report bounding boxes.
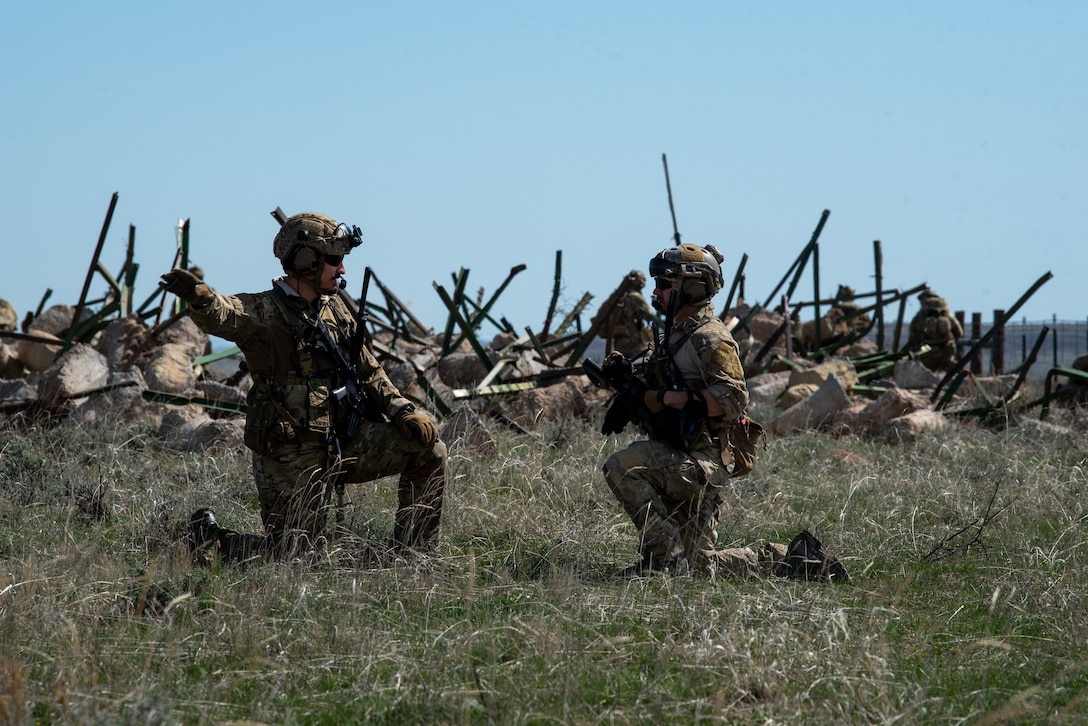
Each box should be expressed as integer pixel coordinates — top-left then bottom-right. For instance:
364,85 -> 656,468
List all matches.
832,284 -> 870,337
906,288 -> 964,372
160,212 -> 446,564
599,243 -> 752,577
592,270 -> 655,358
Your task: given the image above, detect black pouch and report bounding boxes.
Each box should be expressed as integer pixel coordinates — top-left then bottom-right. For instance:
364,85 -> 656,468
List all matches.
776,529 -> 849,582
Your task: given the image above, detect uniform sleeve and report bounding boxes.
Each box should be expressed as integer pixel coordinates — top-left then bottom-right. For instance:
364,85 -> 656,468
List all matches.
695,324 -> 749,420
950,315 -> 964,339
356,345 -> 414,418
187,291 -> 268,349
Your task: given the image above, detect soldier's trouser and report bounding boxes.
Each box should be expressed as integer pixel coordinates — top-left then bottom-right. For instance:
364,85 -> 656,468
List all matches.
345,420 -> 447,552
603,439 -> 729,571
920,343 -> 957,372
254,420 -> 447,555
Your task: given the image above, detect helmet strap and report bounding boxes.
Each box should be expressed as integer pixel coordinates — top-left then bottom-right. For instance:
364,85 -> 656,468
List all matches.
661,290 -> 680,345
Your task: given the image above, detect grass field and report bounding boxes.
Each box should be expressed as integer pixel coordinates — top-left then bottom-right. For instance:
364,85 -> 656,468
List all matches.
2,397 -> 1087,724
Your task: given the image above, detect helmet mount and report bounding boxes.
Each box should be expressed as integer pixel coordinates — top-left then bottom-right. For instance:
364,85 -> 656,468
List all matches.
273,212 -> 362,275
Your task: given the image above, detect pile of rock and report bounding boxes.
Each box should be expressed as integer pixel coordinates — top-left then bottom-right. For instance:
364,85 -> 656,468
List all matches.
744,357 -> 999,442
0,302 -> 605,454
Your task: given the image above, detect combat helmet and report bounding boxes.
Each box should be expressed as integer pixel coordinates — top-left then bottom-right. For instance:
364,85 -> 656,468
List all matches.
273,212 -> 362,274
624,269 -> 647,290
648,243 -> 725,306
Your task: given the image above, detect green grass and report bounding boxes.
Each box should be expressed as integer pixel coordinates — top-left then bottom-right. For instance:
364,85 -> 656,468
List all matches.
1,401 -> 1087,724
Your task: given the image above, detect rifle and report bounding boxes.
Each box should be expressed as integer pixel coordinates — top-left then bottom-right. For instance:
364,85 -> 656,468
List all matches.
583,357 -> 698,452
302,293 -> 384,529
306,309 -> 385,442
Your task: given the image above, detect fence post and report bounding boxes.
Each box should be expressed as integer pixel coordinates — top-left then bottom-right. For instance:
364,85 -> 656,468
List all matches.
1052,313 -> 1059,366
992,309 -> 1006,374
970,312 -> 983,374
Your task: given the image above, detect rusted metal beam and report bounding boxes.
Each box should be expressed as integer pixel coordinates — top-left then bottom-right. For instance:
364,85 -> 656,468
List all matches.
66,192 -> 118,352
933,271 -> 1053,407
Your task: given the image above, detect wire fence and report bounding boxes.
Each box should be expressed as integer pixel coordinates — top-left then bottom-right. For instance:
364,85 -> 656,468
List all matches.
867,315 -> 1086,381
986,318 -> 1087,376
954,316 -> 1088,380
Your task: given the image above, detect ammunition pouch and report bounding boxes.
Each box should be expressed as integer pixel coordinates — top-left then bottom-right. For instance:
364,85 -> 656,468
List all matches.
923,316 -> 952,342
245,376 -> 333,454
724,415 -> 767,478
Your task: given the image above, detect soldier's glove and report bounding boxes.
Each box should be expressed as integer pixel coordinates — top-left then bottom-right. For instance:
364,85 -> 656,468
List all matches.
643,389 -> 709,418
685,390 -> 709,419
160,268 -> 213,306
394,404 -> 439,447
601,397 -> 632,436
643,389 -> 668,414
601,351 -> 632,382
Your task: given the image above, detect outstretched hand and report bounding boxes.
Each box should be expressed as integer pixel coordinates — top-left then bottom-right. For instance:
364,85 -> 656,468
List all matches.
159,268 -> 209,305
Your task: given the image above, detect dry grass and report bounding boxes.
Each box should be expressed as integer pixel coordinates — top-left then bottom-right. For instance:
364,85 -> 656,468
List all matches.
1,400 -> 1087,724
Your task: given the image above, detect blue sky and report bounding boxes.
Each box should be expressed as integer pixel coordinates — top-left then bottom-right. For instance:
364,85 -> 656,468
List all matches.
3,2 -> 1085,342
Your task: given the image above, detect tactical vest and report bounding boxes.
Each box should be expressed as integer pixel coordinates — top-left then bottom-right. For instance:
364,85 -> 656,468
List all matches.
243,291 -> 356,454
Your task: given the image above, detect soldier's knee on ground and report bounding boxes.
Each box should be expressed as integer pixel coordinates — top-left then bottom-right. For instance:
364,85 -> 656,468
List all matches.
705,546 -> 761,577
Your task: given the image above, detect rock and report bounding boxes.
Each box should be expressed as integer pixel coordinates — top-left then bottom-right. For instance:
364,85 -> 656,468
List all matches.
778,383 -> 819,410
0,341 -> 24,379
965,374 -> 1019,399
440,405 -> 498,457
142,342 -> 198,394
27,304 -> 89,338
19,304 -> 96,371
838,338 -> 879,357
95,315 -> 149,371
893,360 -> 940,389
203,353 -> 244,383
158,407 -> 244,452
787,358 -> 858,392
502,378 -> 589,428
154,316 -> 210,358
66,368 -> 148,428
436,351 -> 490,388
857,388 -> 931,435
0,378 -> 37,412
37,343 -> 110,413
770,373 -> 852,436
0,297 -> 17,331
17,331 -> 64,373
746,371 -> 791,408
884,410 -> 950,442
743,308 -> 789,349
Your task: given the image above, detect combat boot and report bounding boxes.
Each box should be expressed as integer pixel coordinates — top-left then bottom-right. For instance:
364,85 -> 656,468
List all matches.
619,552 -> 690,579
189,508 -> 220,566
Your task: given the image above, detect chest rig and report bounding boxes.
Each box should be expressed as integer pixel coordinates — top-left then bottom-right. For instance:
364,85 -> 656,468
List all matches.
245,289 -> 357,444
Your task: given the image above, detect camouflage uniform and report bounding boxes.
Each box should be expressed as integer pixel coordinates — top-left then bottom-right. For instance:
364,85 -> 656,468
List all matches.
603,303 -> 751,575
593,271 -> 656,358
832,285 -> 870,337
188,278 -> 446,556
907,292 -> 964,372
605,290 -> 655,358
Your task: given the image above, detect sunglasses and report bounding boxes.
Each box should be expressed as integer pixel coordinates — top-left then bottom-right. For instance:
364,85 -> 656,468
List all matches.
324,254 -> 344,267
654,277 -> 676,290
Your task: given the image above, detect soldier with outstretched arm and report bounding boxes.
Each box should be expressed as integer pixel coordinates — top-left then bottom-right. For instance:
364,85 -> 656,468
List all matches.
160,212 -> 446,564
